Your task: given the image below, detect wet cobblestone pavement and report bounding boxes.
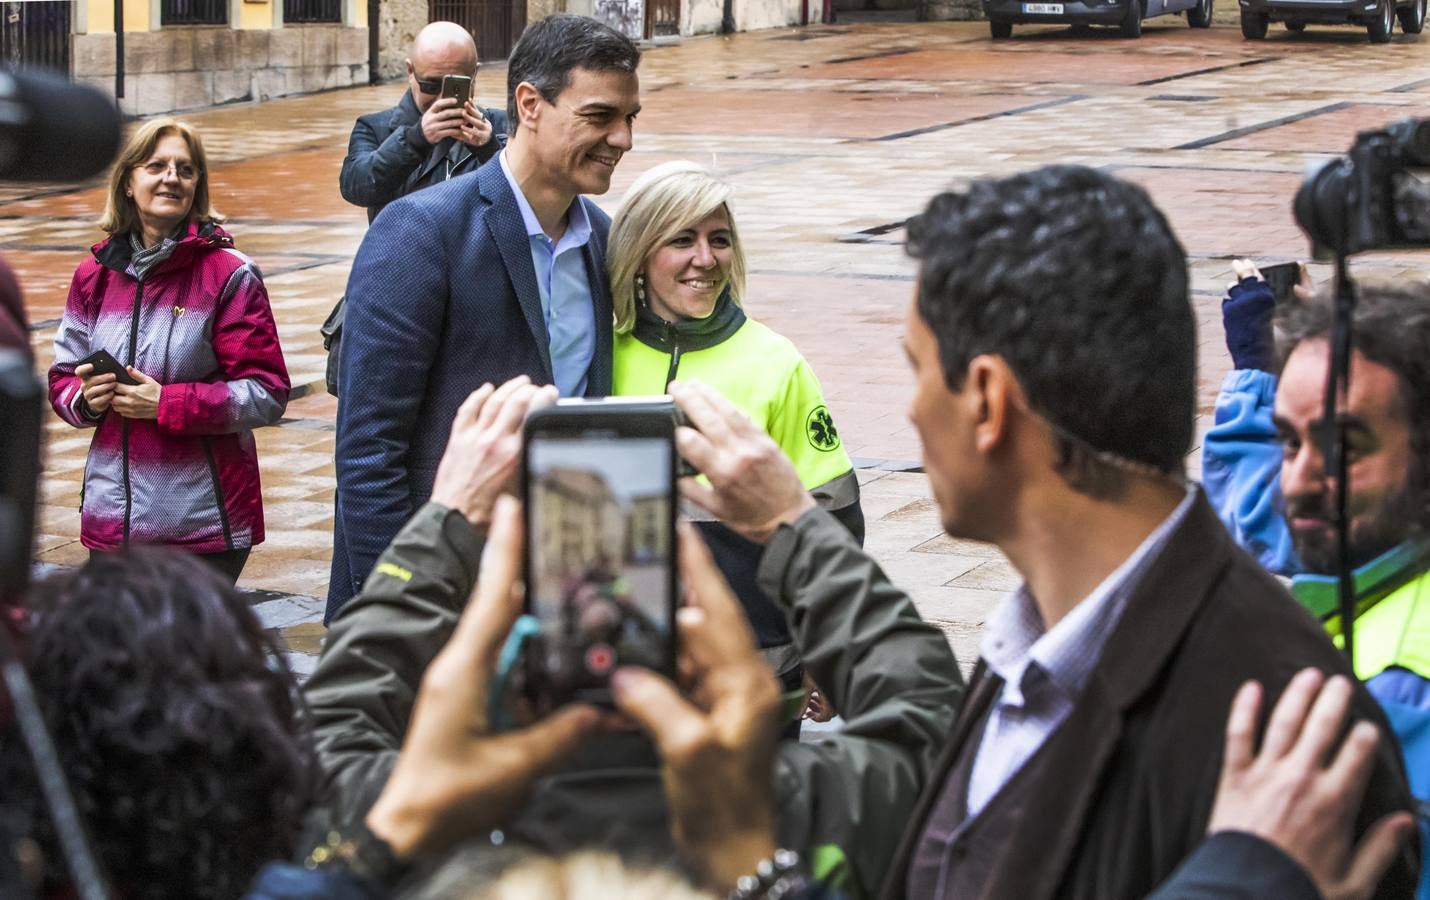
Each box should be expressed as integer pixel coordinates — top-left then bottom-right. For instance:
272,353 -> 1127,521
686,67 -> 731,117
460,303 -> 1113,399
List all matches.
9,20 -> 1429,674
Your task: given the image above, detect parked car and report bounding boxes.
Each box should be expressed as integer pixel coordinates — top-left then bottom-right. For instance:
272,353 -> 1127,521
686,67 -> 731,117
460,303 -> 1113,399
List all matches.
1239,0 -> 1424,40
984,0 -> 1213,37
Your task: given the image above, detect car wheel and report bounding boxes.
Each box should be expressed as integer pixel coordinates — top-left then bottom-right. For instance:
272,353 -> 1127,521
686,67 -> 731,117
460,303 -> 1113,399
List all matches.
1240,9 -> 1269,36
1119,0 -> 1143,36
1285,19 -> 1306,29
1397,0 -> 1424,33
1368,0 -> 1394,40
1188,0 -> 1213,27
990,19 -> 1014,37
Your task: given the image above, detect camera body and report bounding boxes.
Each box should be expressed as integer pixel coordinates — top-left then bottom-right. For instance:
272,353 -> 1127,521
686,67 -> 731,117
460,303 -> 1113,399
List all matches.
1294,117 -> 1430,258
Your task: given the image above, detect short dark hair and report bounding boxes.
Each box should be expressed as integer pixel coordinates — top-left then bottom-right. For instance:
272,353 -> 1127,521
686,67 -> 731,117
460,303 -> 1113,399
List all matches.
5,550 -> 315,899
906,165 -> 1195,497
1276,281 -> 1430,534
506,14 -> 641,129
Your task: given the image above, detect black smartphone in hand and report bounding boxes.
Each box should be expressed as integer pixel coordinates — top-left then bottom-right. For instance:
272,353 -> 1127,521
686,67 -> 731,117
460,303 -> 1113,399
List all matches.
1260,262 -> 1305,309
76,348 -> 138,386
521,398 -> 679,711
439,74 -> 472,108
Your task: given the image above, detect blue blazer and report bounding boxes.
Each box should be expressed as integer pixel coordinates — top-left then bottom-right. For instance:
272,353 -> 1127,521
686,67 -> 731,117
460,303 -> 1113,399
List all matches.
328,158 -> 613,614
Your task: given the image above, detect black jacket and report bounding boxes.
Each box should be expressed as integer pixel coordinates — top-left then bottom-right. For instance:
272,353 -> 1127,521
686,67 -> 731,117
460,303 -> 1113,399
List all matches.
338,90 -> 508,223
1147,832 -> 1321,900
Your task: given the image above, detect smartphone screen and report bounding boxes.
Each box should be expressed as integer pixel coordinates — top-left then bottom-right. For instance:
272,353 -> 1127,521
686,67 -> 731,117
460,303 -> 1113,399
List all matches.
524,408 -> 677,706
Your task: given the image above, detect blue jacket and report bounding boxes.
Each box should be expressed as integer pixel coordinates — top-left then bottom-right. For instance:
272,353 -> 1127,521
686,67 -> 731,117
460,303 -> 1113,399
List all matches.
328,159 -> 613,617
1202,367 -> 1298,575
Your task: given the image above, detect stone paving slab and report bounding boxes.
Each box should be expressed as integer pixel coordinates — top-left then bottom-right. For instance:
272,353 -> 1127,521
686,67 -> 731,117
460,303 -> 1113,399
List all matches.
8,20 -> 1430,675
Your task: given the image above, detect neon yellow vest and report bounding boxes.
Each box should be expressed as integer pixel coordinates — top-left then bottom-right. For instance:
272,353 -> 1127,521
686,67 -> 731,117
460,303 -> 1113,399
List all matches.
613,318 -> 854,492
1335,569 -> 1430,683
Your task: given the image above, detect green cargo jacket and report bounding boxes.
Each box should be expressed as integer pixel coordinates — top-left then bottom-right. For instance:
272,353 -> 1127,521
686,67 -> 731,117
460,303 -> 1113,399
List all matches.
303,502 -> 964,897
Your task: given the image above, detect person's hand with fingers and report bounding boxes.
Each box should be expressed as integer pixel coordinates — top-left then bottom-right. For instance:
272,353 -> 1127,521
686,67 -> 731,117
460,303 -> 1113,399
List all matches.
460,100 -> 493,148
668,380 -> 815,544
1293,262 -> 1315,302
420,96 -> 466,145
1230,257 -> 1265,288
1209,668 -> 1416,900
1222,258 -> 1277,372
110,367 -> 162,419
74,362 -> 117,416
801,672 -> 834,723
364,496 -> 603,863
611,522 -> 783,890
430,375 -> 558,531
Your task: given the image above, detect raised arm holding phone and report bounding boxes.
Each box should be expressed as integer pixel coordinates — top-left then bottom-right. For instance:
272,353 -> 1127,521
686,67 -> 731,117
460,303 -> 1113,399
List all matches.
337,21 -> 507,224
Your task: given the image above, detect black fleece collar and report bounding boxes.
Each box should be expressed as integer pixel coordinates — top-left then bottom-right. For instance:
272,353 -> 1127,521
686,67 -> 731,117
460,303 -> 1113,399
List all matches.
630,288 -> 746,353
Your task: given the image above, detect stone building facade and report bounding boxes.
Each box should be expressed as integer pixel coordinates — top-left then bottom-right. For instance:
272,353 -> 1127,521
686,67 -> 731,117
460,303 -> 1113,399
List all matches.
69,0 -> 368,115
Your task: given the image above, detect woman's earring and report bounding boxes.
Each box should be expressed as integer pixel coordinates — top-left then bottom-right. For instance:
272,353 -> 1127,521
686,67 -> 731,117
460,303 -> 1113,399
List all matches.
635,274 -> 646,304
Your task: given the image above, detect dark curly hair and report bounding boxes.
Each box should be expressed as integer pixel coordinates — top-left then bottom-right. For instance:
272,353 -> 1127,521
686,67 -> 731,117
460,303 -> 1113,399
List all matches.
3,549 -> 316,899
1276,280 -> 1430,538
906,165 -> 1195,497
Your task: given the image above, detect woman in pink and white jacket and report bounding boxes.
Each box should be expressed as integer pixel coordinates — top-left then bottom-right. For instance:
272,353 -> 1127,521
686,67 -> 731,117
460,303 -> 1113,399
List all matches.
48,117 -> 289,583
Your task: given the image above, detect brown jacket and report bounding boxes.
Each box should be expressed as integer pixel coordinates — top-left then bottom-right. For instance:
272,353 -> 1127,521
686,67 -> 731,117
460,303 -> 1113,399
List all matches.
878,491 -> 1419,900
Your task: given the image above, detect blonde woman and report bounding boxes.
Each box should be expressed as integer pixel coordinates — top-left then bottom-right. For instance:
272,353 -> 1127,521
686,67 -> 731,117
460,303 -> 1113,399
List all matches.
608,161 -> 862,724
47,117 -> 289,583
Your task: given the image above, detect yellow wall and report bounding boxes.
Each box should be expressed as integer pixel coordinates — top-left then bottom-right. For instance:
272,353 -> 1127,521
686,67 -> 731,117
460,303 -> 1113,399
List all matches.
85,0 -> 153,32
238,0 -> 274,29
83,0 -> 366,33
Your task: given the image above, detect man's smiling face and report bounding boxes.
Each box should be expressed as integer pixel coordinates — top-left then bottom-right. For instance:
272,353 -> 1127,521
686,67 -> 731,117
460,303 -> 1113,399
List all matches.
529,66 -> 640,198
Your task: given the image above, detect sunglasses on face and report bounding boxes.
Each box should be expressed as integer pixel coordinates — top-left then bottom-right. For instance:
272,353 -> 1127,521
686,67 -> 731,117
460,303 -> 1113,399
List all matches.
414,65 -> 480,95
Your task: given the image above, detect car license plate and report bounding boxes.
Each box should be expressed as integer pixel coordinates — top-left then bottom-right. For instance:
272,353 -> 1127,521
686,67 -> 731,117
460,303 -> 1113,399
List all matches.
1023,3 -> 1064,11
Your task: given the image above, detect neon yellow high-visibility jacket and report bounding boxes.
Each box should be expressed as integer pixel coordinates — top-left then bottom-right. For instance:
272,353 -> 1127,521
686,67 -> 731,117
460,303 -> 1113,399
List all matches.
1345,567 -> 1430,686
613,291 -> 864,650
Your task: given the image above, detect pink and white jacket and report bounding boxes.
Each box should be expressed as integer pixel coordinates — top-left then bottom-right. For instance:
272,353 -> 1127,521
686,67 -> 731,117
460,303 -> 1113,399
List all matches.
48,221 -> 290,553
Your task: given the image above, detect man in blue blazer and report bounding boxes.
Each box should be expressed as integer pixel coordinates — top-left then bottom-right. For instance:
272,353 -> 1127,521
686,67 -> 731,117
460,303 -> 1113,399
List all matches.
328,15 -> 643,620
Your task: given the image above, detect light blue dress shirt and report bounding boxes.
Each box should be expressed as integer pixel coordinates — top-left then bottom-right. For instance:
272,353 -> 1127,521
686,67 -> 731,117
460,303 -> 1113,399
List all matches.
498,150 -> 596,397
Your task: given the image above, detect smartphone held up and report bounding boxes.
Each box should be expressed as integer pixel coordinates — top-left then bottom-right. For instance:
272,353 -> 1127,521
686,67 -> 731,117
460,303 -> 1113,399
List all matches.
520,398 -> 681,712
1259,261 -> 1307,309
440,74 -> 472,109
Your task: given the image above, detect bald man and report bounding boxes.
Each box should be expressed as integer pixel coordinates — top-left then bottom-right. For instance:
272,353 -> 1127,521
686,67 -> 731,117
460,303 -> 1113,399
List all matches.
339,21 -> 508,223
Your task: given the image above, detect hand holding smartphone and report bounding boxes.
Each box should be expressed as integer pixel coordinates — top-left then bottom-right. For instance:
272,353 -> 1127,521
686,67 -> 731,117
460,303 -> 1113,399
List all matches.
76,348 -> 138,386
439,74 -> 472,109
1259,261 -> 1308,309
521,398 -> 680,711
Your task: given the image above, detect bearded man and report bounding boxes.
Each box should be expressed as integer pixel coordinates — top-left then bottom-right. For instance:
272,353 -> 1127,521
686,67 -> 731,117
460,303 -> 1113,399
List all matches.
1203,277 -> 1430,898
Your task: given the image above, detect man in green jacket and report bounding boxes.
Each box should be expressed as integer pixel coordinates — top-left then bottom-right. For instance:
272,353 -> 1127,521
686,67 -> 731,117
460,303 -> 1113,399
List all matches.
302,376 -> 966,895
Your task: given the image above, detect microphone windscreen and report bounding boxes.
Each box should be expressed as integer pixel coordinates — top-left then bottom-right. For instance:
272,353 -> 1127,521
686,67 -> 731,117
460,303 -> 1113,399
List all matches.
0,69 -> 122,182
